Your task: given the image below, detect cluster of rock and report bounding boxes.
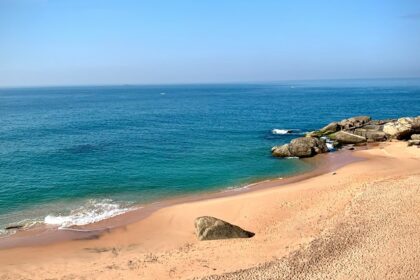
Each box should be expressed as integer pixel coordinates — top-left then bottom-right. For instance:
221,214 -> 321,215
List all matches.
272,116 -> 420,158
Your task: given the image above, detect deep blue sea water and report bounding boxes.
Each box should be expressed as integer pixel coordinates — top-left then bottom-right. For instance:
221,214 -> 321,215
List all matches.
1,79 -> 420,232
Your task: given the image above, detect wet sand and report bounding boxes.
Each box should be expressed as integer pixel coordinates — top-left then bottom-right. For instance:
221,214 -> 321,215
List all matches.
1,141 -> 419,280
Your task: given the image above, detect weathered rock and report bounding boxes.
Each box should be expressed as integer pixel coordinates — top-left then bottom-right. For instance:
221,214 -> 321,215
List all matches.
353,128 -> 387,142
271,144 -> 292,157
383,117 -> 417,139
411,134 -> 420,140
288,137 -> 329,157
334,131 -> 367,144
358,124 -> 383,131
367,119 -> 395,125
338,116 -> 371,130
272,137 -> 328,158
408,140 -> 420,147
306,131 -> 323,138
195,216 -> 254,241
320,122 -> 339,134
413,116 -> 420,132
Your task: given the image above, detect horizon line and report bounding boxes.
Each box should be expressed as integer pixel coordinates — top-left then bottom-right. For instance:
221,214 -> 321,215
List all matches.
1,76 -> 420,90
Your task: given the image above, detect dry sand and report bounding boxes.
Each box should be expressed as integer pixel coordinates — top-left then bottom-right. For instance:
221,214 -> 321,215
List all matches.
0,141 -> 419,280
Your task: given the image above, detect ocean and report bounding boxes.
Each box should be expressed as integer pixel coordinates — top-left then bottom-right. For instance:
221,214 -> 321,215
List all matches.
1,79 -> 420,232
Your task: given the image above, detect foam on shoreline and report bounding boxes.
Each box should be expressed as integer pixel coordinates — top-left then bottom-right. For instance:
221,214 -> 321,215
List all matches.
43,199 -> 133,229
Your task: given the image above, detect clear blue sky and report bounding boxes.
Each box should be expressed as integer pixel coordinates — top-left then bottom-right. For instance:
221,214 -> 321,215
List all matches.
1,0 -> 419,87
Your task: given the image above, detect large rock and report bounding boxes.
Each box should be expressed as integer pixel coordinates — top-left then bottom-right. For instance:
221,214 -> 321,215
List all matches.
288,137 -> 329,157
320,122 -> 339,134
408,140 -> 420,147
272,137 -> 328,158
333,131 -> 367,144
413,116 -> 420,132
338,116 -> 371,130
353,128 -> 387,142
271,144 -> 292,157
411,134 -> 420,140
383,117 -> 420,139
195,216 -> 254,241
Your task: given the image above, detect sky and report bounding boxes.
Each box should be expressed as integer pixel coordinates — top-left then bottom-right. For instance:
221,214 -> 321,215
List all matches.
1,0 -> 420,87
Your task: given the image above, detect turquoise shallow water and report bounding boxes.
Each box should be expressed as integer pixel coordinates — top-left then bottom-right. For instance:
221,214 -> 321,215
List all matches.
1,79 -> 420,231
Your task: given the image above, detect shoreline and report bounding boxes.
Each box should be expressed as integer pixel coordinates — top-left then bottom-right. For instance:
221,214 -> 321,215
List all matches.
1,141 -> 419,280
0,145 -> 363,250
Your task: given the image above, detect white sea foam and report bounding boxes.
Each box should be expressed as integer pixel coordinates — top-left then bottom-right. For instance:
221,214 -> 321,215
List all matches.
321,136 -> 335,151
272,129 -> 292,135
225,185 -> 249,192
44,199 -> 132,229
326,142 -> 334,150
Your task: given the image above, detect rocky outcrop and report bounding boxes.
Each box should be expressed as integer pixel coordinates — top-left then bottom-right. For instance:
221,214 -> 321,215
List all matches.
272,137 -> 328,158
195,216 -> 254,241
273,115 -> 420,158
306,116 -> 372,138
383,117 -> 420,140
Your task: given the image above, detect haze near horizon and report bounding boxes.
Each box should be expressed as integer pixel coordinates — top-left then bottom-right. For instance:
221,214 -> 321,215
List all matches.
1,0 -> 420,87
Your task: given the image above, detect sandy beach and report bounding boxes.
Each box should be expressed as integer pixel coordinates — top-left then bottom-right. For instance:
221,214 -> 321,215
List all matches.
1,141 -> 420,280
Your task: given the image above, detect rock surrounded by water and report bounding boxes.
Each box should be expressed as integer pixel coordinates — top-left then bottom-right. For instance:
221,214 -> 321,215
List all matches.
272,116 -> 420,158
271,137 -> 329,158
195,216 -> 255,241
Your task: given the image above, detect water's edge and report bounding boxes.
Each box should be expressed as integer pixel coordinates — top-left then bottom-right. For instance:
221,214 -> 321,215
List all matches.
0,147 -> 364,250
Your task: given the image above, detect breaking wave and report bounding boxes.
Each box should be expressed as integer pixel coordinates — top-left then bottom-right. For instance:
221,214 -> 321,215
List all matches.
44,199 -> 132,229
271,129 -> 293,135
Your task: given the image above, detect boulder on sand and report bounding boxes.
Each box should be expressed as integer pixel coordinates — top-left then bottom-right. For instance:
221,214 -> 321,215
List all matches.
411,134 -> 420,140
408,140 -> 420,147
195,216 -> 254,241
383,117 -> 420,140
333,131 -> 367,144
272,137 -> 328,158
